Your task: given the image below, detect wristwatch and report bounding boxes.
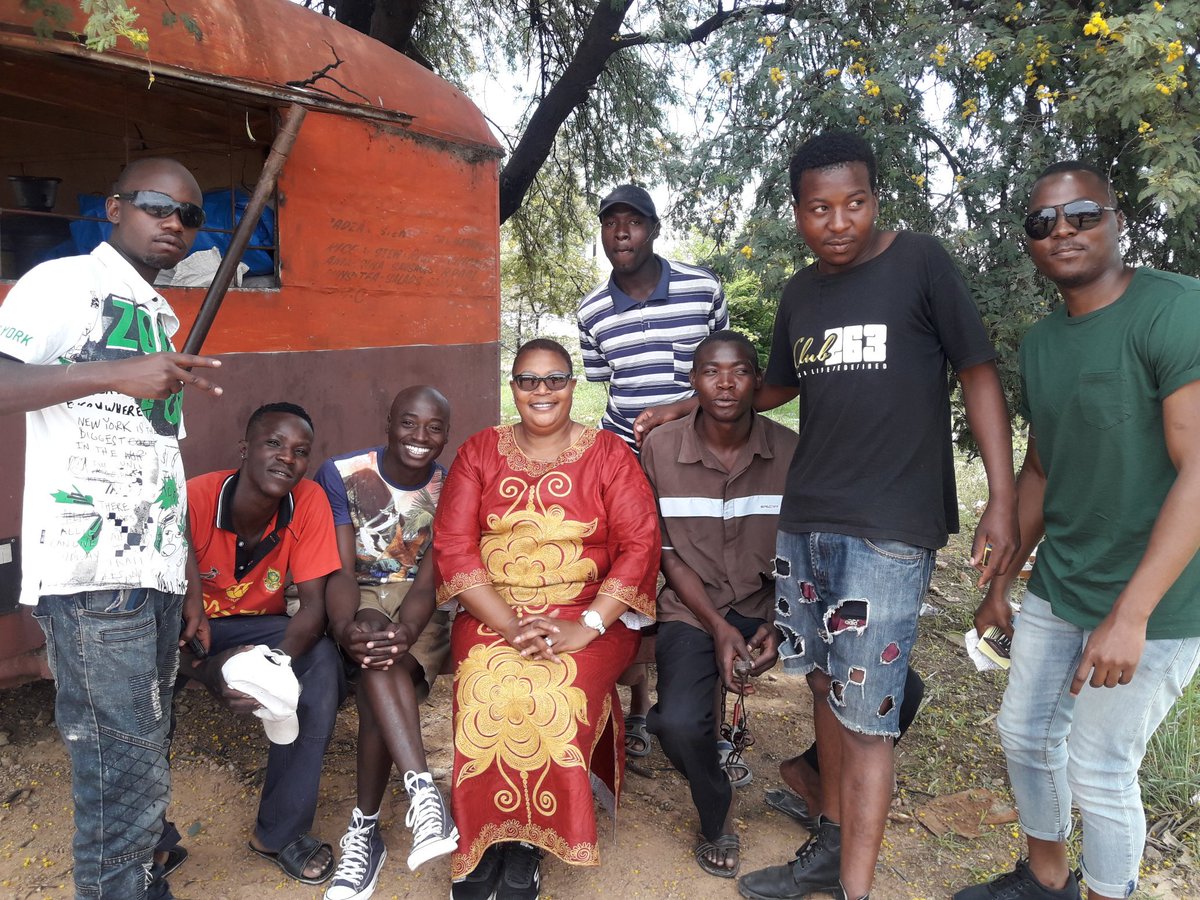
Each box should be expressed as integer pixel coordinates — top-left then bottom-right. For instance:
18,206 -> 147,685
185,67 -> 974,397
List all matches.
581,609 -> 606,636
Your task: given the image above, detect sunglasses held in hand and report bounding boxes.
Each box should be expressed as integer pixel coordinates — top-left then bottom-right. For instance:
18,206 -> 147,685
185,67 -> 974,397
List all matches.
112,190 -> 207,229
1023,199 -> 1118,241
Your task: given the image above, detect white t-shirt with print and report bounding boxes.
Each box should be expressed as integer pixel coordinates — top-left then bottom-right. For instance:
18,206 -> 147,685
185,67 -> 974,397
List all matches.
0,243 -> 190,605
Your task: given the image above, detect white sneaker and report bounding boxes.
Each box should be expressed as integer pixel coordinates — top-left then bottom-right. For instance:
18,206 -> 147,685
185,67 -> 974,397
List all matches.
404,770 -> 459,870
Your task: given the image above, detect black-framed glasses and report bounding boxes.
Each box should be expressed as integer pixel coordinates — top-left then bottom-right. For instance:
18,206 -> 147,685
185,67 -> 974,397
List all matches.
512,372 -> 573,392
1023,199 -> 1118,241
112,190 -> 206,229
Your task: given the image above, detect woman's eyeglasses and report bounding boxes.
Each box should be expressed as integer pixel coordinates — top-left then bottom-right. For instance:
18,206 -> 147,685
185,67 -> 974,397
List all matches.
512,373 -> 573,392
1023,199 -> 1117,241
112,190 -> 207,229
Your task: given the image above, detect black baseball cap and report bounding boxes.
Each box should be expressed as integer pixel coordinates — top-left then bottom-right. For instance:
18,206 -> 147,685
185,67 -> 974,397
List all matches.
598,184 -> 657,220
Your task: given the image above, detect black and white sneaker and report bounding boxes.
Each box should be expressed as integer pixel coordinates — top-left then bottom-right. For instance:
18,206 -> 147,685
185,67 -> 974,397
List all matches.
451,842 -> 504,900
325,808 -> 387,900
404,770 -> 459,870
497,842 -> 542,900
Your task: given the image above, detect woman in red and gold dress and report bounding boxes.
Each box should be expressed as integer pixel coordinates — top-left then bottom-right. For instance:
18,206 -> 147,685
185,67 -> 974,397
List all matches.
434,338 -> 660,900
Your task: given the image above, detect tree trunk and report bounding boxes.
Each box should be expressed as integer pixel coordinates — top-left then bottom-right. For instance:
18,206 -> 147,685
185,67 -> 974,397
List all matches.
497,0 -> 635,223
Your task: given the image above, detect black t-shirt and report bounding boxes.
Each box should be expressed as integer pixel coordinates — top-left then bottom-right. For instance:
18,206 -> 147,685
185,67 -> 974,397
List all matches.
765,231 -> 995,549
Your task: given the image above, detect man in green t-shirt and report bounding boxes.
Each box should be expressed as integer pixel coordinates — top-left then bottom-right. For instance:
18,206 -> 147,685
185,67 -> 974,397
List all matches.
956,162 -> 1200,900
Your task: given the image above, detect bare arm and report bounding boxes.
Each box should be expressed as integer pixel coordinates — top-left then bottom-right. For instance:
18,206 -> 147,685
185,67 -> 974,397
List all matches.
958,361 -> 1018,587
0,353 -> 223,416
277,574 -> 330,660
1072,379 -> 1200,694
973,430 -> 1046,639
661,549 -> 777,690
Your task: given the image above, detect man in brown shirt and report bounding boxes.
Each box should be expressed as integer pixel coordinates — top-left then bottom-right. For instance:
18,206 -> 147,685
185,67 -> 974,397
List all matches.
640,330 -> 798,879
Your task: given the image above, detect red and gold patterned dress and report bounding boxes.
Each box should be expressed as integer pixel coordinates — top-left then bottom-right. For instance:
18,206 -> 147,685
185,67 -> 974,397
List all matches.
433,425 -> 660,878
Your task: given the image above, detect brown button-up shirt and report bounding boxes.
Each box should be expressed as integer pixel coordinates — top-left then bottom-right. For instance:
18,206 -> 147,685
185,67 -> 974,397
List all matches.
640,408 -> 798,630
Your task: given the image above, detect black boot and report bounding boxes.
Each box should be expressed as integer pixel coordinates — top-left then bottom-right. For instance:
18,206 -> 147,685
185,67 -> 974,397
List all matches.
737,817 -> 842,899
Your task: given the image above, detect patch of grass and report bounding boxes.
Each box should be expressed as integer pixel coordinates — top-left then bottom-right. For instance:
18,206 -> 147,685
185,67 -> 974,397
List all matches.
1143,678 -> 1200,824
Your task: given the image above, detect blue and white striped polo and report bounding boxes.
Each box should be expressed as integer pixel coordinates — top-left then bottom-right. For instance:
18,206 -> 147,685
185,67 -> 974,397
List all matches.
577,256 -> 727,447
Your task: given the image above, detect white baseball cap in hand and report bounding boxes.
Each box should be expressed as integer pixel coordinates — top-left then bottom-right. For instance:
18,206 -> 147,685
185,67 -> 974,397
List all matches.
220,645 -> 301,744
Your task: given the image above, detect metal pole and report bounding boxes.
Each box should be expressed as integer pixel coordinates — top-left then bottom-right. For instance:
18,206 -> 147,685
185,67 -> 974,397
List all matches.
182,102 -> 307,355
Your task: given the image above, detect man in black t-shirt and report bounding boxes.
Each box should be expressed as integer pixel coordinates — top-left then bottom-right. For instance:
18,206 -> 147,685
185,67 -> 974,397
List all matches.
734,134 -> 1019,900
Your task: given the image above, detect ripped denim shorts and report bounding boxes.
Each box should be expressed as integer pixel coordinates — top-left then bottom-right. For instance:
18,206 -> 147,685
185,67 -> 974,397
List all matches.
773,530 -> 934,737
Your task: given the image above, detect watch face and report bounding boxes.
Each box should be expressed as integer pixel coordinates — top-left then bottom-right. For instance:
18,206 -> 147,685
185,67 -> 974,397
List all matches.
583,610 -> 604,631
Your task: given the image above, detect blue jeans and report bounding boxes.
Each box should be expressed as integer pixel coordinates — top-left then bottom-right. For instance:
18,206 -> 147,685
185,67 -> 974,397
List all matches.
998,592 -> 1200,898
33,589 -> 182,900
164,615 -> 344,851
774,530 -> 934,737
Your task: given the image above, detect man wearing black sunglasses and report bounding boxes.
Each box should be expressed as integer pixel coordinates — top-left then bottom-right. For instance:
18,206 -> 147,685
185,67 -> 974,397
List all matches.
958,162 -> 1200,900
0,157 -> 222,900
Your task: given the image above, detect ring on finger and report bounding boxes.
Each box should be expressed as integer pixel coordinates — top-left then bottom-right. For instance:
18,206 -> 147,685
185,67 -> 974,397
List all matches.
544,636 -> 553,649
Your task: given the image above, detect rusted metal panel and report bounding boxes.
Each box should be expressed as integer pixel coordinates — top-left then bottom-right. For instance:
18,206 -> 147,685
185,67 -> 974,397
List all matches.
164,111 -> 501,355
0,0 -> 501,152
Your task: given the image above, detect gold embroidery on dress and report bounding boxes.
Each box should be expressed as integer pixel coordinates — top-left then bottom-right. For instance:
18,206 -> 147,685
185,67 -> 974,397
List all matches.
455,640 -> 590,819
598,577 -> 654,618
451,821 -> 598,878
481,473 -> 598,614
436,568 -> 490,605
495,425 -> 598,478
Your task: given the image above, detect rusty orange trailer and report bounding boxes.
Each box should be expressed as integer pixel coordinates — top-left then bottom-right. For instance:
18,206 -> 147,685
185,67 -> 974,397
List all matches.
0,0 -> 503,685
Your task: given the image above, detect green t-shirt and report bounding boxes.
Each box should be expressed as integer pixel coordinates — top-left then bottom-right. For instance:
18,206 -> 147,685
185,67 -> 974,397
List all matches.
1020,267 -> 1200,639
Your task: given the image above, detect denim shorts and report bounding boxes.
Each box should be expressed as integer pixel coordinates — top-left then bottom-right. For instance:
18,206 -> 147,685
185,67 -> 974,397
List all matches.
774,530 -> 934,736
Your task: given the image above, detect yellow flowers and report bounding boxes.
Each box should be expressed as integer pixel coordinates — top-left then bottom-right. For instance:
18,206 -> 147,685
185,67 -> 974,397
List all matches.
1035,85 -> 1061,104
719,70 -> 734,85
769,67 -> 785,86
1138,120 -> 1153,134
857,114 -> 870,125
848,60 -> 868,76
1024,64 -> 1038,87
970,49 -> 997,72
740,245 -> 754,260
930,44 -> 949,67
961,98 -> 979,119
1004,1 -> 1024,23
1083,12 -> 1110,37
825,67 -> 842,77
863,78 -> 881,97
910,174 -> 927,189
1165,40 -> 1183,64
843,39 -> 862,49
1153,0 -> 1164,9
758,35 -> 776,51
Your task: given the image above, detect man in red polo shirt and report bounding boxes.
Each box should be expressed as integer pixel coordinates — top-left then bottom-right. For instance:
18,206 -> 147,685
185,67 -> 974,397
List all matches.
164,401 -> 344,886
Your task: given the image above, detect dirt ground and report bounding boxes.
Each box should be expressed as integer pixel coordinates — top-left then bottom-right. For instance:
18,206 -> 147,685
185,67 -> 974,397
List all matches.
1,543 -> 1195,900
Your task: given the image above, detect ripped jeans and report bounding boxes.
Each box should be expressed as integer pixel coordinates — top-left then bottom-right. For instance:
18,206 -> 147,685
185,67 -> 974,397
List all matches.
773,530 -> 934,737
34,589 -> 181,899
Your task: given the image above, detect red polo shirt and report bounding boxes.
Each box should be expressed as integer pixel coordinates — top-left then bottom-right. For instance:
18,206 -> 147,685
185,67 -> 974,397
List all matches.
188,469 -> 341,617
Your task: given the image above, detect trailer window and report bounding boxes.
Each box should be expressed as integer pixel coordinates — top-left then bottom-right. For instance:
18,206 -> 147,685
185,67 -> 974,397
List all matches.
0,47 -> 279,288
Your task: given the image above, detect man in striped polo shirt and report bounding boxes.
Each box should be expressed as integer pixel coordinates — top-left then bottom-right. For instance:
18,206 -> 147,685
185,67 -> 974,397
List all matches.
577,184 -> 728,450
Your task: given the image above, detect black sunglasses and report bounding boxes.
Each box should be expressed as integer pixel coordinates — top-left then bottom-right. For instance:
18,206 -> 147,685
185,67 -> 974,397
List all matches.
1023,199 -> 1118,241
512,373 -> 573,392
113,190 -> 206,229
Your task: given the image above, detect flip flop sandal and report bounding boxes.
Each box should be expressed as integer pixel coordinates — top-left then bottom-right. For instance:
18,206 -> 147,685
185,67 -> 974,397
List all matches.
624,714 -> 652,758
763,787 -> 819,831
717,739 -> 753,787
694,832 -> 741,878
248,833 -> 335,885
157,846 -> 188,879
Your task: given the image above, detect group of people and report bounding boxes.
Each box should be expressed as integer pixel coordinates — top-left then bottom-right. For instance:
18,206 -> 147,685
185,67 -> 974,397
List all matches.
1,128 -> 1198,900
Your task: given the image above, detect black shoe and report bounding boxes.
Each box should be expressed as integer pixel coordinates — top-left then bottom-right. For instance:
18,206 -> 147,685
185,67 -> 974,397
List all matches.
738,818 -> 842,899
496,842 -> 542,900
952,859 -> 1082,900
451,843 -> 505,900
